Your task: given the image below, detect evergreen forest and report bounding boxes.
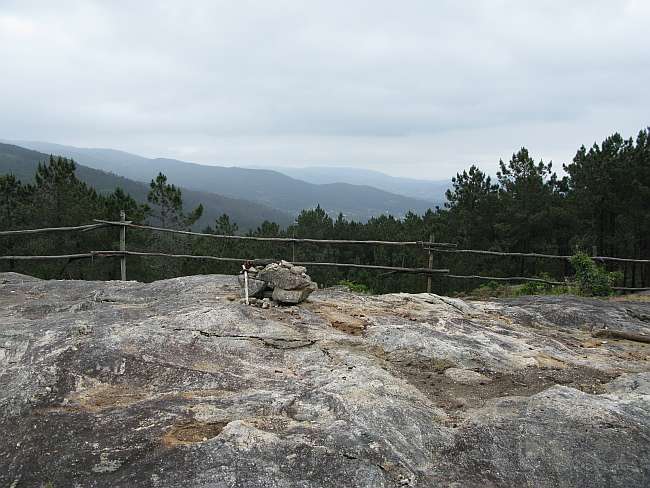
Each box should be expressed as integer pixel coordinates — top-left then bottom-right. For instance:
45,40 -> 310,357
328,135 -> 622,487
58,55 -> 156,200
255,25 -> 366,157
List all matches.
1,129 -> 649,294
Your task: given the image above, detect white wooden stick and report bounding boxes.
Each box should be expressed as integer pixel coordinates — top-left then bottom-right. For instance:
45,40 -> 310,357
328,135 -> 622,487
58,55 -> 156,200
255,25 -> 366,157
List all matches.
242,265 -> 249,305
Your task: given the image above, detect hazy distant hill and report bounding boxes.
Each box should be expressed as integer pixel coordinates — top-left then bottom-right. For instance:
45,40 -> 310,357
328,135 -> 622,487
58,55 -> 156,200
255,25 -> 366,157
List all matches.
8,141 -> 436,220
0,143 -> 292,230
259,166 -> 450,204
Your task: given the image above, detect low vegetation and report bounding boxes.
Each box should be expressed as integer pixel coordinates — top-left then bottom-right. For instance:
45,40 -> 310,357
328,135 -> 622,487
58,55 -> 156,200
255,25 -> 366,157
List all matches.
460,256 -> 626,299
1,128 -> 648,294
337,280 -> 374,294
570,252 -> 623,296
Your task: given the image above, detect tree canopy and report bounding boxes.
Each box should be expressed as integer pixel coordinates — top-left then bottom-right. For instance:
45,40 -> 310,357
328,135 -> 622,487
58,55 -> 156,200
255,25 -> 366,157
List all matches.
1,128 -> 649,291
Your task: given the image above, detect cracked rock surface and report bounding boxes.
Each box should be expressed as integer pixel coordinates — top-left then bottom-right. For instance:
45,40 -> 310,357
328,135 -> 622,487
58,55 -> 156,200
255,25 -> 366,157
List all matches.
1,272 -> 649,487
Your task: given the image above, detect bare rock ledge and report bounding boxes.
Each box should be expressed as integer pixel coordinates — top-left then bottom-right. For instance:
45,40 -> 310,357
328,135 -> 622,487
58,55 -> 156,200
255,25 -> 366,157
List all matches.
1,272 -> 649,487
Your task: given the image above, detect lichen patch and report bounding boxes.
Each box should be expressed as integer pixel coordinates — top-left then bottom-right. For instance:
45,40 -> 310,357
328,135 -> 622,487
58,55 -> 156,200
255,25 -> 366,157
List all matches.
161,420 -> 228,447
69,384 -> 150,412
306,303 -> 368,335
535,352 -> 567,369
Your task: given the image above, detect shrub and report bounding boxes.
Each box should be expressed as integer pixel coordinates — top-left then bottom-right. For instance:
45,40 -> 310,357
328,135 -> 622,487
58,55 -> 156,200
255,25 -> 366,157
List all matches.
520,280 -> 548,295
570,252 -> 622,296
519,273 -> 564,295
466,281 -> 515,299
338,280 -> 373,294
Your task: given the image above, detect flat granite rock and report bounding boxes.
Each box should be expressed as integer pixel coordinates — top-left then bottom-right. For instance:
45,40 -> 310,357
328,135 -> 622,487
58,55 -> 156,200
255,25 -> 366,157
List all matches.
1,272 -> 649,487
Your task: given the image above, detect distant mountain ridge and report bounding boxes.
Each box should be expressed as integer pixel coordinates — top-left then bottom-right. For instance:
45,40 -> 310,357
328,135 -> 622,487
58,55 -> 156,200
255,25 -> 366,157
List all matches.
255,166 -> 450,203
6,140 -> 437,221
0,143 -> 292,230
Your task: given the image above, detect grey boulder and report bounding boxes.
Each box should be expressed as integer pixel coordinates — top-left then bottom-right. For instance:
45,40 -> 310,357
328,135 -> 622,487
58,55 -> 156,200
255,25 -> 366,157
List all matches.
272,284 -> 317,304
257,263 -> 313,290
237,274 -> 266,298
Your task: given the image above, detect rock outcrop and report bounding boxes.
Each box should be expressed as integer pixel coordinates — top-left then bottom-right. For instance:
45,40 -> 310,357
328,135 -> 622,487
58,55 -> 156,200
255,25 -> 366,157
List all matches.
1,272 -> 650,487
239,261 -> 318,304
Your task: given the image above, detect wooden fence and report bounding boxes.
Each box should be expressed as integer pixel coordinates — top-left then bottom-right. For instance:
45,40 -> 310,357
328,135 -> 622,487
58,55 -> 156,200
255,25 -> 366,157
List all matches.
1,212 -> 649,292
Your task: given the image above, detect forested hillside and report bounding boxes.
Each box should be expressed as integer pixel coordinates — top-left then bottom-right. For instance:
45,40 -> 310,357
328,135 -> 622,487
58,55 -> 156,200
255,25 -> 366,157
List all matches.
1,129 -> 648,293
8,141 -> 434,220
0,143 -> 292,230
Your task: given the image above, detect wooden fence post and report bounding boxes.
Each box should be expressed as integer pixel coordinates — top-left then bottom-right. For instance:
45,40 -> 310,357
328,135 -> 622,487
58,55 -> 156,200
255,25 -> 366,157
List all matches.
427,233 -> 434,293
120,210 -> 127,281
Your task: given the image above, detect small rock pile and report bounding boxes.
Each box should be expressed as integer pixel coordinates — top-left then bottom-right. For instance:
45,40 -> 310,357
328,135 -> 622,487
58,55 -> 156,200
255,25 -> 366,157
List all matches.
238,260 -> 318,305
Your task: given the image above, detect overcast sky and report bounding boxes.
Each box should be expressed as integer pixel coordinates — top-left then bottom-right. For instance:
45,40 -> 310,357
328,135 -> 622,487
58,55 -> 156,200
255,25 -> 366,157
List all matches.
1,1 -> 648,179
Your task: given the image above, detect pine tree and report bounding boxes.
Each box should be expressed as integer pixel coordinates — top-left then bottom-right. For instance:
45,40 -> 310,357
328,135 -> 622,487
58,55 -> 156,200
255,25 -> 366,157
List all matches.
147,172 -> 203,229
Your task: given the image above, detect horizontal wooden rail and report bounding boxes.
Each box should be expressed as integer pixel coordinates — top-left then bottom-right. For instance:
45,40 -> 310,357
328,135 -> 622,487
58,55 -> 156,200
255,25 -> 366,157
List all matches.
0,251 -> 266,264
289,261 -> 449,275
0,253 -> 91,260
117,251 -> 270,265
0,251 -> 121,260
0,250 -> 449,275
0,223 -> 108,236
445,274 -> 565,286
444,274 -> 650,291
427,247 -> 571,260
427,247 -> 650,264
611,286 -> 650,291
121,251 -> 449,275
93,220 -> 457,247
2,251 -> 647,288
593,256 -> 650,264
1,220 -> 646,263
0,251 -> 268,263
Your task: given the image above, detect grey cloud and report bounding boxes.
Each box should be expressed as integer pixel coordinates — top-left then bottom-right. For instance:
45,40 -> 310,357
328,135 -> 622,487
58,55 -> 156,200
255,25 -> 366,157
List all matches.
0,0 -> 648,178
